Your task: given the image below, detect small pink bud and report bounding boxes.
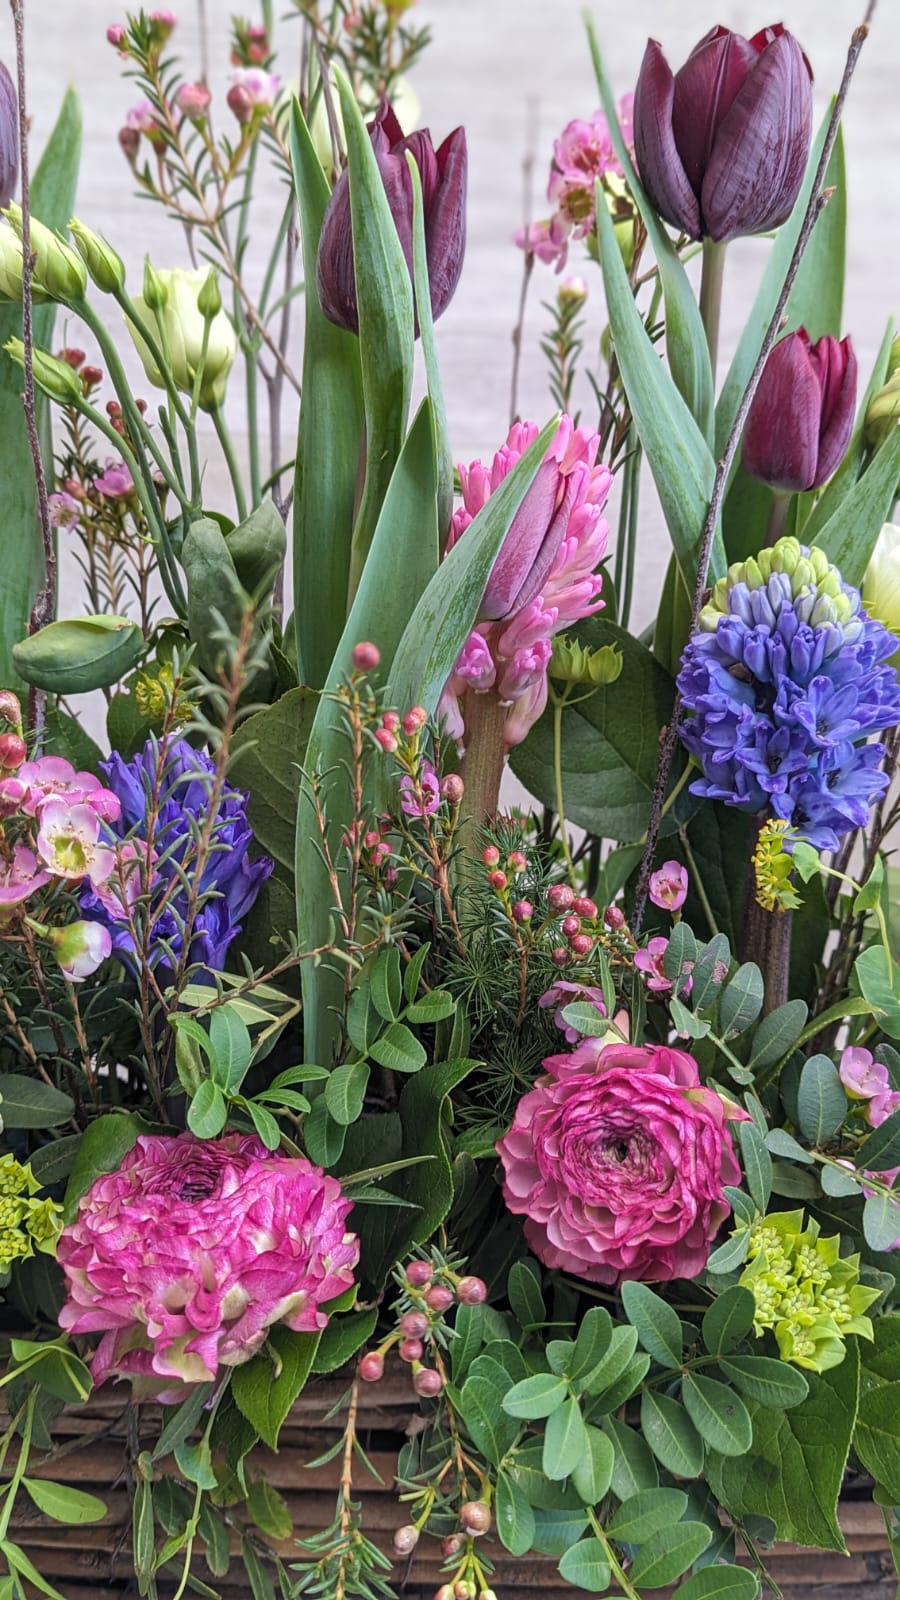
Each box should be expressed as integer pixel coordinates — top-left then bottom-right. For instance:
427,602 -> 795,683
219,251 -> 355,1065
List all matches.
0,691 -> 22,727
352,640 -> 380,672
175,82 -> 212,121
399,1337 -> 424,1363
60,347 -> 86,369
569,932 -> 593,956
399,1310 -> 429,1338
402,705 -> 427,734
435,1588 -> 456,1600
561,914 -> 580,937
0,733 -> 26,772
227,82 -> 255,123
573,895 -> 598,919
508,850 -> 527,872
364,830 -> 381,848
375,729 -> 398,754
413,1366 -> 443,1397
381,711 -> 401,731
604,905 -> 625,930
358,1351 -> 384,1383
384,866 -> 399,888
455,1585 -> 476,1600
406,1260 -> 433,1288
441,1535 -> 463,1559
424,1284 -> 455,1313
551,946 -> 570,966
487,870 -> 507,891
118,126 -> 141,164
440,773 -> 464,804
81,366 -> 104,392
456,1275 -> 487,1305
459,1500 -> 491,1535
547,883 -> 575,913
482,845 -> 500,866
106,23 -> 126,46
512,899 -> 533,923
393,1525 -> 420,1557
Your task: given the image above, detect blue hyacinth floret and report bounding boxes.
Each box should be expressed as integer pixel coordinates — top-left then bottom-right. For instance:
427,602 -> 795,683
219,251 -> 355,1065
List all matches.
677,537 -> 900,850
82,737 -> 272,972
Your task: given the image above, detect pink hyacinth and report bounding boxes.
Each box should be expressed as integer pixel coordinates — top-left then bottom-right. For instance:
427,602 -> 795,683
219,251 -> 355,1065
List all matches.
497,1040 -> 746,1285
515,97 -> 634,272
648,860 -> 688,913
93,458 -> 135,499
58,1132 -> 359,1401
440,416 -> 612,750
0,845 -> 51,913
839,1046 -> 891,1101
399,761 -> 441,818
538,979 -> 606,1043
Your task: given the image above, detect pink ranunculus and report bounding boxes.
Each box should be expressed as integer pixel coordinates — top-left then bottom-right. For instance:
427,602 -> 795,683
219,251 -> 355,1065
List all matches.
538,980 -> 607,1043
58,1132 -> 359,1401
0,845 -> 51,913
839,1046 -> 891,1101
497,1040 -> 746,1285
648,860 -> 688,912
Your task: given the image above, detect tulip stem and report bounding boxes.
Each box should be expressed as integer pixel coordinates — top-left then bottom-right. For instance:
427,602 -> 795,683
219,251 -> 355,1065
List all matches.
765,489 -> 792,547
699,240 -> 727,376
212,405 -> 248,523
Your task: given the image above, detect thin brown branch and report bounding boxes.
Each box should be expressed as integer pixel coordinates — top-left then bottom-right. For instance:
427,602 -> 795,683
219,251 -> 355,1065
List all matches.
632,5 -> 877,930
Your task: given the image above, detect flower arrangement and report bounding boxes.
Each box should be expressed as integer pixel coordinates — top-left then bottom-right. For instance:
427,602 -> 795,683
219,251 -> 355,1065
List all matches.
0,3 -> 898,1600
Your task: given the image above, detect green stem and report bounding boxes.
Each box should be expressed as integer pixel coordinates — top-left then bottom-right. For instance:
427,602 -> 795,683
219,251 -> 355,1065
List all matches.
699,239 -> 727,376
211,405 -> 248,522
245,344 -> 262,508
765,489 -> 792,548
620,432 -> 641,630
0,1389 -> 34,1542
586,1507 -> 641,1600
551,692 -> 576,881
678,826 -> 720,937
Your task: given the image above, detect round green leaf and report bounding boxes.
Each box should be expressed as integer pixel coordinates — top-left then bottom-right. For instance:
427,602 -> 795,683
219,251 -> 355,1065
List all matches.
607,1487 -> 689,1544
503,1372 -> 568,1420
621,1282 -> 683,1368
543,1395 -> 588,1481
572,1425 -> 615,1504
701,1286 -> 756,1356
682,1374 -> 752,1456
629,1522 -> 713,1588
495,1469 -> 536,1556
640,1391 -> 704,1478
186,1079 -> 227,1140
558,1537 -> 611,1593
719,1355 -> 809,1409
676,1564 -> 760,1600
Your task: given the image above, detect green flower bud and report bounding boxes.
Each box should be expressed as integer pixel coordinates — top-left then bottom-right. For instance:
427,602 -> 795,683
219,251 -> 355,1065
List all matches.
4,337 -> 83,405
5,204 -> 86,300
25,1195 -> 63,1254
863,525 -> 900,663
68,217 -> 126,294
196,265 -> 222,319
865,339 -> 900,448
127,265 -> 237,411
550,634 -> 623,686
0,224 -> 43,302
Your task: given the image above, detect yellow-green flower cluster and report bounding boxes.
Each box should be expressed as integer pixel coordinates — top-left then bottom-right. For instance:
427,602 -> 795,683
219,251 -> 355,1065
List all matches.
752,818 -> 804,913
0,1155 -> 63,1273
550,634 -> 623,687
700,537 -> 856,635
739,1209 -> 879,1372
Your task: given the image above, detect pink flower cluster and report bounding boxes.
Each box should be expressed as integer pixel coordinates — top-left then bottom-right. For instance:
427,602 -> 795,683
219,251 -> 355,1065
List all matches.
516,99 -> 634,272
441,417 -> 612,750
497,1040 -> 746,1284
538,979 -> 606,1043
58,1132 -> 359,1401
839,1046 -> 900,1128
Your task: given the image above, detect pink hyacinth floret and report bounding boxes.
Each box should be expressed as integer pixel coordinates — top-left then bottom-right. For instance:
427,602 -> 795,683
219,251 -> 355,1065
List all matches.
497,1040 -> 747,1285
58,1132 -> 359,1402
515,97 -> 634,271
440,416 -> 611,750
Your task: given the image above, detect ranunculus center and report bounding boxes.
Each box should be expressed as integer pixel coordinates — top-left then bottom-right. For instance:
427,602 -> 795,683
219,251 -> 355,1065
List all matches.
585,1122 -> 655,1178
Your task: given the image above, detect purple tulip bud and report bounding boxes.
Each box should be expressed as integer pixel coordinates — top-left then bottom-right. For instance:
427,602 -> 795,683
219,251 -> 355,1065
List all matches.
0,63 -> 18,213
742,329 -> 857,492
316,101 -> 467,337
633,24 -> 812,243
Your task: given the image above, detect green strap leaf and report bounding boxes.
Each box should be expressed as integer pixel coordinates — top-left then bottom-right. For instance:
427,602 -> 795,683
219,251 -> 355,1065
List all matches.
406,151 -> 453,544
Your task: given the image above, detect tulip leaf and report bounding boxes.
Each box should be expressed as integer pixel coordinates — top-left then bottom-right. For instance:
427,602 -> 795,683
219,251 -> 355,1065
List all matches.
406,151 -> 454,546
332,68 -> 415,601
593,178 -> 721,593
0,87 -> 82,690
587,23 -> 713,445
387,417 -> 556,717
297,401 -> 438,1067
715,110 -> 839,457
290,99 -> 364,689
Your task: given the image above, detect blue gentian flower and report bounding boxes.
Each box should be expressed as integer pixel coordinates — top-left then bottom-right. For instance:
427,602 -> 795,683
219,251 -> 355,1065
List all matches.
82,738 -> 272,972
677,539 -> 900,850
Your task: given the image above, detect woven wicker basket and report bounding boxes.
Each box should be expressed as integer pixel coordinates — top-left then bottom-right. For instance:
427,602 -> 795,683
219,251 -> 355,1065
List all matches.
6,1378 -> 895,1600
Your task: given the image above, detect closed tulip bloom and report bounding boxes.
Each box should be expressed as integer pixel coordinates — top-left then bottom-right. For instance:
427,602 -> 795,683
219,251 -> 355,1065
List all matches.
742,330 -> 857,492
317,101 -> 466,336
0,63 -> 17,212
633,24 -> 812,242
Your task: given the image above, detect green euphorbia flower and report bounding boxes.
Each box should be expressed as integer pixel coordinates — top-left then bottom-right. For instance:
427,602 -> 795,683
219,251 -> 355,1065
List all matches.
739,1210 -> 879,1373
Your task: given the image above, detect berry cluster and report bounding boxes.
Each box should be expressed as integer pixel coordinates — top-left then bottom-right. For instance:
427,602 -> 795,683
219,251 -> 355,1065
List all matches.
358,1255 -> 487,1397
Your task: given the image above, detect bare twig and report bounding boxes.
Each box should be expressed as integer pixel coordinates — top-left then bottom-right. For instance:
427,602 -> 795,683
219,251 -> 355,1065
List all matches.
10,0 -> 55,735
632,4 -> 877,930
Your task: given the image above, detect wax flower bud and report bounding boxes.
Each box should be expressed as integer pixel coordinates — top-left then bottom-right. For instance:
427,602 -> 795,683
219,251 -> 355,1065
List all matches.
742,330 -> 857,493
175,82 -> 212,122
68,218 -> 125,294
47,919 -> 112,981
352,641 -> 381,673
126,265 -> 237,410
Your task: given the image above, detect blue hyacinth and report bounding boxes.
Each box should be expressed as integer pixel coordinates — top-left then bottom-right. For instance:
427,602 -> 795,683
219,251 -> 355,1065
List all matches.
82,738 -> 272,972
677,538 -> 900,850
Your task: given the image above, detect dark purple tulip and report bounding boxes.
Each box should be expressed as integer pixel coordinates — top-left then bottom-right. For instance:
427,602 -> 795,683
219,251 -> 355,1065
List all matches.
633,24 -> 812,242
0,63 -> 18,212
742,329 -> 857,492
316,102 -> 467,336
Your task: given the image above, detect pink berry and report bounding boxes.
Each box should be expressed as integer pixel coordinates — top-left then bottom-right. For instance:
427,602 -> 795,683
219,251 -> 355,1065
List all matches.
507,850 -> 527,872
551,946 -> 570,966
381,711 -> 401,731
569,932 -> 594,956
459,1500 -> 491,1535
440,773 -> 464,804
402,705 -> 427,734
547,883 -> 575,913
352,641 -> 380,672
481,845 -> 500,866
573,895 -> 598,919
413,1366 -> 443,1397
359,1351 -> 384,1383
399,1310 -> 429,1338
561,914 -> 580,936
487,870 -> 508,891
393,1525 -> 419,1557
399,1337 -> 424,1363
375,729 -> 398,753
604,905 -> 625,930
424,1284 -> 455,1313
512,899 -> 533,923
406,1260 -> 433,1288
0,733 -> 26,771
456,1276 -> 487,1305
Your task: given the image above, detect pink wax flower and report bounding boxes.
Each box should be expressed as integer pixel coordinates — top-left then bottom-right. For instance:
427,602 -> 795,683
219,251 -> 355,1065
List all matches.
516,97 -> 634,272
93,458 -> 135,499
47,491 -> 81,531
497,1039 -> 746,1285
868,1090 -> 900,1129
58,1132 -> 359,1400
49,920 -> 112,981
0,845 -> 51,913
90,839 -> 151,923
125,100 -> 160,136
538,979 -> 606,1043
839,1046 -> 891,1101
106,23 -> 127,47
440,416 -> 612,750
36,801 -> 116,888
175,82 -> 212,121
399,761 -> 441,818
228,67 -> 280,115
634,935 -> 673,993
15,756 -> 122,822
648,860 -> 688,912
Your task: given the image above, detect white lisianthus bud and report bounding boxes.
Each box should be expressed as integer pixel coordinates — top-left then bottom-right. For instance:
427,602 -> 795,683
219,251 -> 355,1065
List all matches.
126,265 -> 237,410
